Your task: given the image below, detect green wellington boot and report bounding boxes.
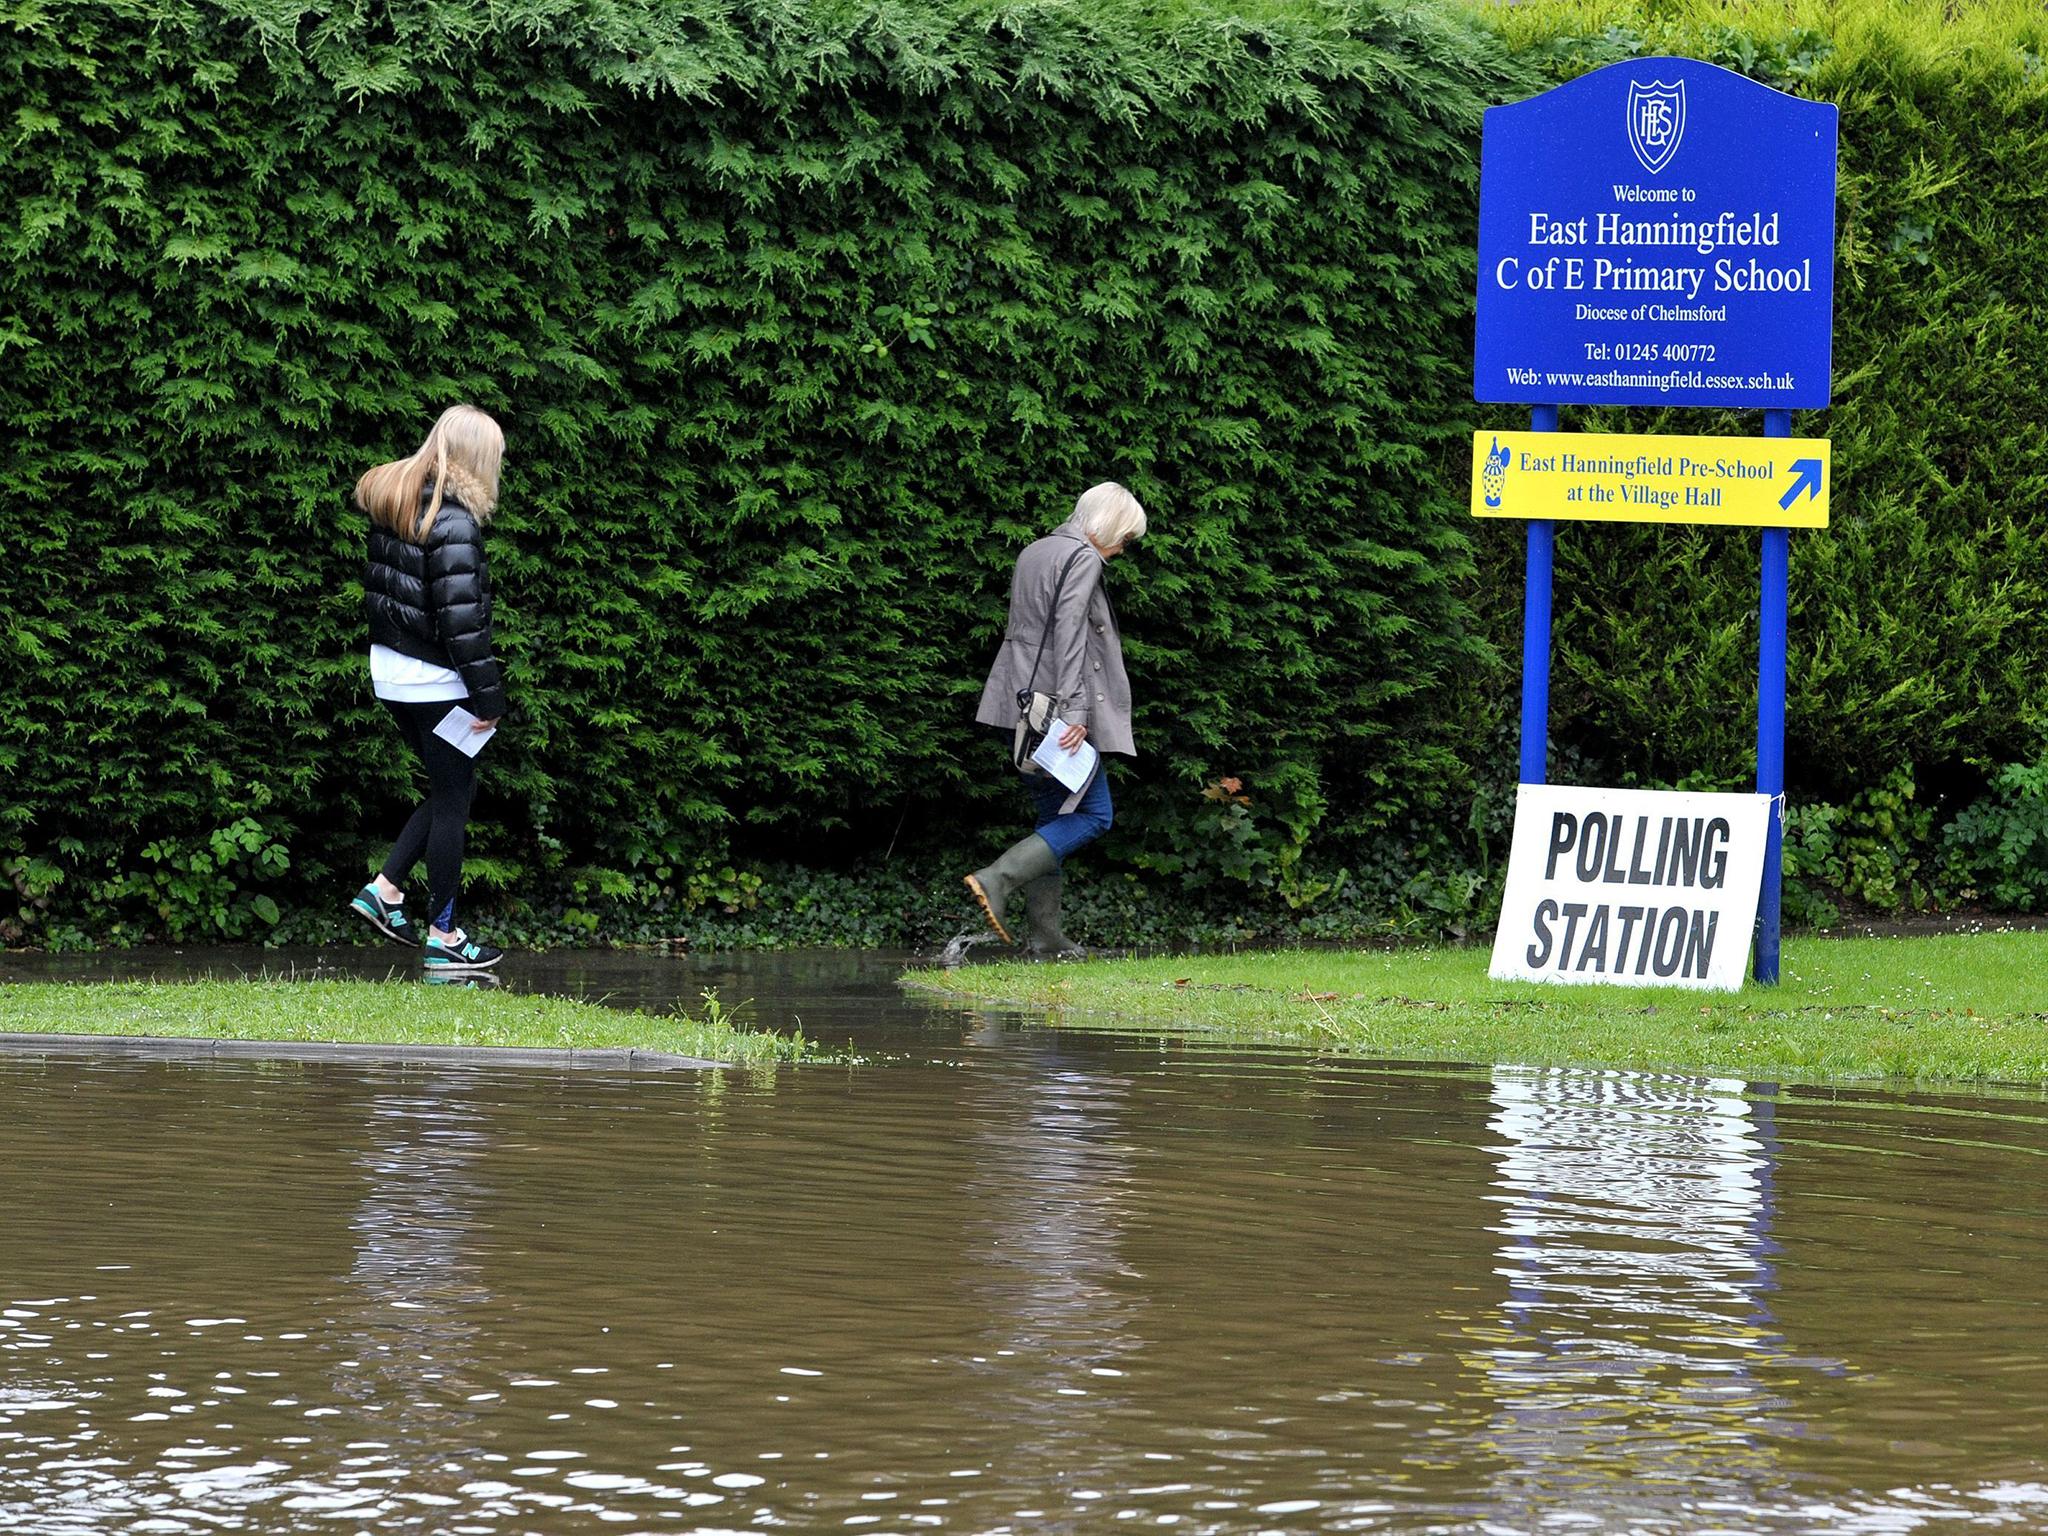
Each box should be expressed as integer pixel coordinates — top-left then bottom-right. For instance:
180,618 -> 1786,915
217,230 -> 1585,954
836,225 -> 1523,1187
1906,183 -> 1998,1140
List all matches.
964,833 -> 1058,945
1022,872 -> 1087,961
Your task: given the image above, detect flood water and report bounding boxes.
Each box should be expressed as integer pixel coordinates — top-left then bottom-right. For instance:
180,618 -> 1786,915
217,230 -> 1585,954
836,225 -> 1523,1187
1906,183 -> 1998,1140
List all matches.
3,948 -> 2047,1533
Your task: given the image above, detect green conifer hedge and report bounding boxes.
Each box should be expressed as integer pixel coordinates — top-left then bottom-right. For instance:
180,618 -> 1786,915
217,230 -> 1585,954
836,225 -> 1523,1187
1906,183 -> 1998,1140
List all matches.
1,0 -> 1512,939
5,0 -> 2048,944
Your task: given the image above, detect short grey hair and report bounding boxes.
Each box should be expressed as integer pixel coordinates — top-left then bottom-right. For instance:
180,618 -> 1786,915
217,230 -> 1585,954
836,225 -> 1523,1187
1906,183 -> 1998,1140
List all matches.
1068,481 -> 1148,549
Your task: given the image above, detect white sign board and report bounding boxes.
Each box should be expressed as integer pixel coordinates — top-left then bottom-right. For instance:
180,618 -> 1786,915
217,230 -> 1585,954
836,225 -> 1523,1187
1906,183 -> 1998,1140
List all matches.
1490,785 -> 1771,992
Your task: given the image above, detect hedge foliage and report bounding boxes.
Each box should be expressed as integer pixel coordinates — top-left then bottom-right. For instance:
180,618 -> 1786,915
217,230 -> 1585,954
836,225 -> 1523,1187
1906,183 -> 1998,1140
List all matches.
6,0 -> 2048,945
0,0 -> 1510,940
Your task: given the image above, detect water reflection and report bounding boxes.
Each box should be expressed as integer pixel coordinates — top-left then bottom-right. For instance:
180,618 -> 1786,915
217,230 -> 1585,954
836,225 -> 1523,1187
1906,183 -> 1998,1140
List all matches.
418,970 -> 502,990
1479,1066 -> 1812,1527
5,954 -> 2048,1533
335,1081 -> 496,1429
960,1014 -> 1142,1512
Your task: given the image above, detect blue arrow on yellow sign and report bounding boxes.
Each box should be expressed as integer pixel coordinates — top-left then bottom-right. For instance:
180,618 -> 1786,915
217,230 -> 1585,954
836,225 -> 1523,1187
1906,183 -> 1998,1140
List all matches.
1471,430 -> 1830,528
1779,457 -> 1823,511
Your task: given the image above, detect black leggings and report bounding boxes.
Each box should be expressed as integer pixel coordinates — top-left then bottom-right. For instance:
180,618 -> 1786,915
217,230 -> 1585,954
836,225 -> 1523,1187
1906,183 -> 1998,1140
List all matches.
378,699 -> 480,931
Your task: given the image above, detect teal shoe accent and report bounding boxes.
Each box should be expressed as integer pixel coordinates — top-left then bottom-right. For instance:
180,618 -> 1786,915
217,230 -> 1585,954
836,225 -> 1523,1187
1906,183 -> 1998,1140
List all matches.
350,883 -> 418,947
422,930 -> 504,972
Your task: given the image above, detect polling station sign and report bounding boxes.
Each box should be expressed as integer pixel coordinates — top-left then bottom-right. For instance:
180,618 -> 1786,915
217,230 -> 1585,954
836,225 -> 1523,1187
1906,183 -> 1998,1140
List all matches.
1471,429 -> 1829,528
1475,57 -> 1837,410
1490,786 -> 1771,992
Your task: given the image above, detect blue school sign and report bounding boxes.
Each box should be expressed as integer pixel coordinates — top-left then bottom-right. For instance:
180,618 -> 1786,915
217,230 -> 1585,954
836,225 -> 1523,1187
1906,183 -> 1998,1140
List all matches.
1475,57 -> 1837,409
1476,58 -> 1840,989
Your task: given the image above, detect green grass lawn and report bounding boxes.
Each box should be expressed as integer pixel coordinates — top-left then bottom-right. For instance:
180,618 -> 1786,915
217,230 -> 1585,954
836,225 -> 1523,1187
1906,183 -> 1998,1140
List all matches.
910,929 -> 2048,1084
0,979 -> 807,1064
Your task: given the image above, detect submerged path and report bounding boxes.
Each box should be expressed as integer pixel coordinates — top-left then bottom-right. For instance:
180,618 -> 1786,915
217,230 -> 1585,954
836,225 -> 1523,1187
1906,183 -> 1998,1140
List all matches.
0,1030 -> 722,1071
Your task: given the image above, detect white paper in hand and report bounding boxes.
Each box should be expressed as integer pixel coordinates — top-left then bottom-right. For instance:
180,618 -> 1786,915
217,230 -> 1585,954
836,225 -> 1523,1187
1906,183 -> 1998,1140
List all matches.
1030,718 -> 1098,793
433,705 -> 497,758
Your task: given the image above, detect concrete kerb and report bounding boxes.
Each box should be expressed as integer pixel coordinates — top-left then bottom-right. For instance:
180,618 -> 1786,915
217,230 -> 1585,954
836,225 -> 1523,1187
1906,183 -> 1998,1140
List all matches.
0,1032 -> 726,1071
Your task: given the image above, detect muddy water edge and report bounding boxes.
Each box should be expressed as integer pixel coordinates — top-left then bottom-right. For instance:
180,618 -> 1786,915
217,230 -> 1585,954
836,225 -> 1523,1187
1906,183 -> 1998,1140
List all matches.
2,947 -> 2046,1533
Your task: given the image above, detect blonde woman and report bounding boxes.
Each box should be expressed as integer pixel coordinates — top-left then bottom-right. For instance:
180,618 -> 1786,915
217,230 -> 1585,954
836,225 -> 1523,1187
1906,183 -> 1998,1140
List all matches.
968,482 -> 1147,957
347,405 -> 509,972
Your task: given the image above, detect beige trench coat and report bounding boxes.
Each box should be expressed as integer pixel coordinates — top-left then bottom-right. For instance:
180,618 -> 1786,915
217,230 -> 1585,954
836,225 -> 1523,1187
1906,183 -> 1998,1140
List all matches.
974,524 -> 1135,758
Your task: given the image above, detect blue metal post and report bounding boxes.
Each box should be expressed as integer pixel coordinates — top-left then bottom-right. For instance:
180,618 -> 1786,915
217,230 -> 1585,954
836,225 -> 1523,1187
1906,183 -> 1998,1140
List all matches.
1519,404 -> 1559,785
1755,408 -> 1792,985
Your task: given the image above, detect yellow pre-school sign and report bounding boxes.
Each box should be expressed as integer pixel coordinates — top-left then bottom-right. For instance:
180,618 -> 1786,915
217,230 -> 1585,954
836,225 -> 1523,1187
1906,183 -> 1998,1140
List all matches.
1471,430 -> 1830,529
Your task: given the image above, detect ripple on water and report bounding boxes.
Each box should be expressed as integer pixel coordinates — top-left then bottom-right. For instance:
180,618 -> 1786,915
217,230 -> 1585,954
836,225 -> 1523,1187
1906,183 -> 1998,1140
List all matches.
1,954 -> 2046,1532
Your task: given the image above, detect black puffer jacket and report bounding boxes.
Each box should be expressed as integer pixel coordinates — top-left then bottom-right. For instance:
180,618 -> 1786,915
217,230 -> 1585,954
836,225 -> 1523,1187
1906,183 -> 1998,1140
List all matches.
363,492 -> 507,719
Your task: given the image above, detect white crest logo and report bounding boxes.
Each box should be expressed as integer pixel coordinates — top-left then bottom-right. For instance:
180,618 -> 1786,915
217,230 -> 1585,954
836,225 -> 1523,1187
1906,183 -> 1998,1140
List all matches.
1627,79 -> 1686,175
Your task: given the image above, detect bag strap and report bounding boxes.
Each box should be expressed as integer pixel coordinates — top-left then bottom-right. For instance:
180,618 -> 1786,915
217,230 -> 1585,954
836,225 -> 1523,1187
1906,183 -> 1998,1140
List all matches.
1021,547 -> 1097,701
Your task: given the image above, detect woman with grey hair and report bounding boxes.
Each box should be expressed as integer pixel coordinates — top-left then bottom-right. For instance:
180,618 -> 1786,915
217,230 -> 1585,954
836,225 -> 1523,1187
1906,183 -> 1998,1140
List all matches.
967,481 -> 1148,957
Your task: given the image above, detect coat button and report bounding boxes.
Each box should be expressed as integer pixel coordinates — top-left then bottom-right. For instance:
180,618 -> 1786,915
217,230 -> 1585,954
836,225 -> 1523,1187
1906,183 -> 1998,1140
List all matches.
1092,661 -> 1101,671
1096,693 -> 1105,702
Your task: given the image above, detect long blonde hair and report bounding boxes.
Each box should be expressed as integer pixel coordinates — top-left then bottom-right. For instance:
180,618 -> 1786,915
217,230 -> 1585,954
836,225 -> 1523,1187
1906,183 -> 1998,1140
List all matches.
355,404 -> 504,542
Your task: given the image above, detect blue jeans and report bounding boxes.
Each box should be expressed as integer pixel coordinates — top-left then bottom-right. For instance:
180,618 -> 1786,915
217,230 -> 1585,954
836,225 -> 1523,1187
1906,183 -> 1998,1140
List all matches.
1029,765 -> 1113,864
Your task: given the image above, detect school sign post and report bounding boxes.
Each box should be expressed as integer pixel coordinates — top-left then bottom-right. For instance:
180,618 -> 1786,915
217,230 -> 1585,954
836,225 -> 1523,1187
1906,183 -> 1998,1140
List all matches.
1473,58 -> 1839,989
